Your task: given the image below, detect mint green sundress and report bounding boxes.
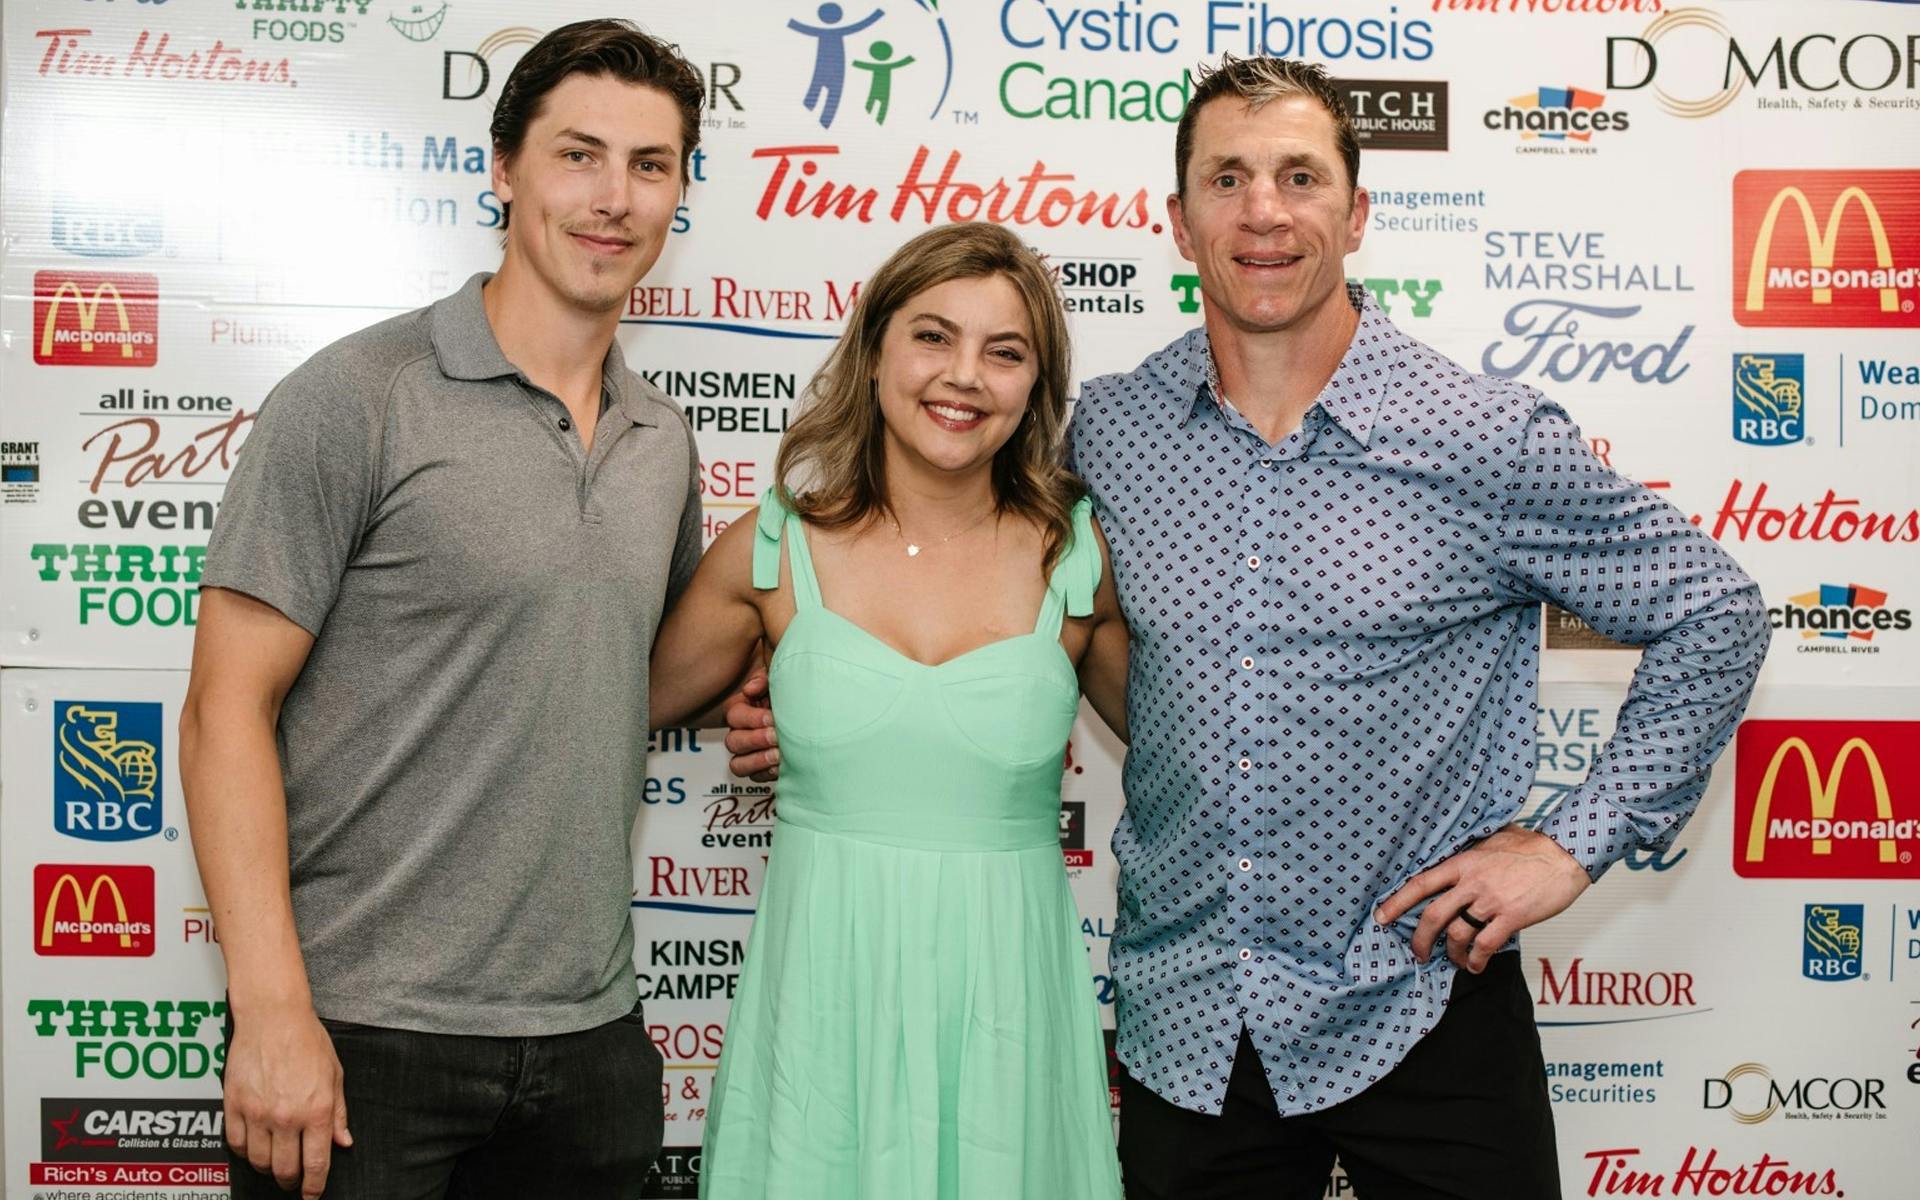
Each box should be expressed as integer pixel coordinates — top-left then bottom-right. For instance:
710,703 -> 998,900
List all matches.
698,493 -> 1123,1200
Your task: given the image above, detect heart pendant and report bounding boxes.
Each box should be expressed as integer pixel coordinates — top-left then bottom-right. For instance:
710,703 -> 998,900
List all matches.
906,544 -> 922,557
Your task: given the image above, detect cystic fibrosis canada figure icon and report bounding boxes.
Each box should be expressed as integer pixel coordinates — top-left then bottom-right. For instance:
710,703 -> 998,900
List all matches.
788,3 -> 883,128
854,40 -> 914,124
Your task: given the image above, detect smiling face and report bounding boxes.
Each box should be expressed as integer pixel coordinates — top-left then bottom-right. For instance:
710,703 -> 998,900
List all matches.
491,72 -> 684,314
873,274 -> 1039,483
1168,93 -> 1369,337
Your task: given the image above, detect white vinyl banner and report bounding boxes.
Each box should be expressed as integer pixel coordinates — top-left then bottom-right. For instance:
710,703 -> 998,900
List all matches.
3,1 -> 1917,1196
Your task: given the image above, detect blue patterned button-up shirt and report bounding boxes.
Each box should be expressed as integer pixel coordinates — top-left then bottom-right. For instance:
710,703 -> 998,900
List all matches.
1068,285 -> 1766,1117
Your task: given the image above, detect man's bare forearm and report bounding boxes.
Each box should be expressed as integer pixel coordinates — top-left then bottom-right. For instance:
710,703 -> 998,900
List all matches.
181,695 -> 312,1016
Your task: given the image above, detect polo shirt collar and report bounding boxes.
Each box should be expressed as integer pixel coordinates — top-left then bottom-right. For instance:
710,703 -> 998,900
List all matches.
1167,281 -> 1398,449
430,272 -> 656,427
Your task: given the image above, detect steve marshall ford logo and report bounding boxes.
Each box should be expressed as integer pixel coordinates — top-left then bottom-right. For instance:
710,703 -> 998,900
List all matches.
1735,720 -> 1918,878
34,1097 -> 226,1188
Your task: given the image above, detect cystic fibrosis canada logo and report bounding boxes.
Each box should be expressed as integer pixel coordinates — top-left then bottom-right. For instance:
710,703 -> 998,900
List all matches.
34,865 -> 154,958
53,701 -> 163,842
33,271 -> 159,366
1732,353 -> 1804,446
1733,170 -> 1920,327
1735,720 -> 1918,879
786,0 -> 953,128
1802,904 -> 1864,982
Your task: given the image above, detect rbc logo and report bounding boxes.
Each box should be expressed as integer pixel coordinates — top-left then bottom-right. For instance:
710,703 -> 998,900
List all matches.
53,701 -> 163,841
1733,353 -> 1805,446
1802,904 -> 1863,982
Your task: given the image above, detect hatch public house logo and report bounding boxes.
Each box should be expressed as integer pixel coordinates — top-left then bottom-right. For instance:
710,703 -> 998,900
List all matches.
1735,720 -> 1918,878
34,865 -> 154,957
33,271 -> 159,366
53,701 -> 163,842
1332,79 -> 1448,151
1732,353 -> 1804,446
1803,904 -> 1864,981
1733,170 -> 1920,328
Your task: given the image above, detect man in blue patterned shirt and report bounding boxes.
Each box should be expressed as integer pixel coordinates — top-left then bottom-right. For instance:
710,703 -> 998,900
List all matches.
1068,57 -> 1766,1198
727,54 -> 1767,1199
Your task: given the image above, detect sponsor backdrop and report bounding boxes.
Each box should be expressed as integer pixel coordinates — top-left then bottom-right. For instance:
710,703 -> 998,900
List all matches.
1,1 -> 1916,1196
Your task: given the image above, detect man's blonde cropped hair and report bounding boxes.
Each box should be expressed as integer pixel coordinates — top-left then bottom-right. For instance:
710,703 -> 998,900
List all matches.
1173,55 -> 1360,197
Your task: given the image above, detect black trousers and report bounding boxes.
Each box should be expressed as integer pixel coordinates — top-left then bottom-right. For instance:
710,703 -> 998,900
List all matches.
227,1003 -> 664,1200
1117,954 -> 1560,1200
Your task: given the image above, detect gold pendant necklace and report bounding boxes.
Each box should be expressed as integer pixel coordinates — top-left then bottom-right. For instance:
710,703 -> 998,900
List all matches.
887,507 -> 995,557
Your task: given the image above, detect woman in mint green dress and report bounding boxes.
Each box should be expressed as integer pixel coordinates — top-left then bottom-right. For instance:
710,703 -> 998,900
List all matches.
650,222 -> 1128,1199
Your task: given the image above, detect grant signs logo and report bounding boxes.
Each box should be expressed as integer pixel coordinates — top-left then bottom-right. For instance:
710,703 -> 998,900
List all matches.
34,865 -> 154,957
1735,721 -> 1918,878
1733,171 -> 1920,327
33,271 -> 159,366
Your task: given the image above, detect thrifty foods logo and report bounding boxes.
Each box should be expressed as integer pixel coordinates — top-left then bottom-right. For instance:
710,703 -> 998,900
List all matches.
1733,353 -> 1804,446
1533,957 -> 1705,1026
1702,1062 -> 1887,1123
1172,275 -> 1441,319
34,865 -> 154,957
1334,79 -> 1448,150
1606,6 -> 1920,118
33,271 -> 158,366
1735,720 -> 1918,878
1061,800 -> 1092,867
53,701 -> 163,842
1771,583 -> 1910,654
26,998 -> 228,1081
1733,171 -> 1920,327
389,3 -> 449,43
1803,903 -> 1864,981
31,543 -> 207,628
1484,85 -> 1629,151
236,0 -> 371,46
35,1097 -> 226,1190
52,204 -> 162,258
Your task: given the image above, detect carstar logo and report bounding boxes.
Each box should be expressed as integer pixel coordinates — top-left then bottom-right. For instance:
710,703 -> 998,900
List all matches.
1735,721 -> 1919,878
1733,171 -> 1920,327
35,1097 -> 227,1188
34,865 -> 154,957
1060,800 -> 1092,867
33,271 -> 158,367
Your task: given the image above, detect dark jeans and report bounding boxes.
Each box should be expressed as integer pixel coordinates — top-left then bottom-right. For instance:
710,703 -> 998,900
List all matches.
1118,953 -> 1559,1200
227,1002 -> 664,1200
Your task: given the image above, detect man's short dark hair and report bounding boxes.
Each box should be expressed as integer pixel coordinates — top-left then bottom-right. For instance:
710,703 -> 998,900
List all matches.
489,19 -> 705,229
1173,55 -> 1360,198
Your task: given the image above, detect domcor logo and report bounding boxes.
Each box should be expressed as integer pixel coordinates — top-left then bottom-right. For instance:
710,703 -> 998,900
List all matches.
1733,171 -> 1920,328
34,865 -> 154,957
33,271 -> 158,366
1735,720 -> 1918,878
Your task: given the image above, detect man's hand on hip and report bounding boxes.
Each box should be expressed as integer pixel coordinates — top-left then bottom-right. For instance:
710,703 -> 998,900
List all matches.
224,1003 -> 351,1200
1374,825 -> 1591,974
723,669 -> 780,781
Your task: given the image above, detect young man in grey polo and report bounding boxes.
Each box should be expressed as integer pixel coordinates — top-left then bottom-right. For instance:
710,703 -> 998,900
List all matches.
181,21 -> 704,1200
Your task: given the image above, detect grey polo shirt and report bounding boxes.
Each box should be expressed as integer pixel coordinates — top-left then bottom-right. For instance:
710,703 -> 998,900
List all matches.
203,272 -> 701,1036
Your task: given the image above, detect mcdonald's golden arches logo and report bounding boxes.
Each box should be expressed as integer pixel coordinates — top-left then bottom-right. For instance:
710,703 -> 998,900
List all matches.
1734,720 -> 1918,878
32,864 -> 154,957
31,270 -> 159,366
1732,171 -> 1920,328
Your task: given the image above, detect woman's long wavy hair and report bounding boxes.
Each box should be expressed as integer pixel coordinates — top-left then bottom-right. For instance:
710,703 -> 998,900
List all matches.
773,222 -> 1083,574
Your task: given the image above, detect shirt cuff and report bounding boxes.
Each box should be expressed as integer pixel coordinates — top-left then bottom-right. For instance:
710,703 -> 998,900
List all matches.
1536,791 -> 1642,883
